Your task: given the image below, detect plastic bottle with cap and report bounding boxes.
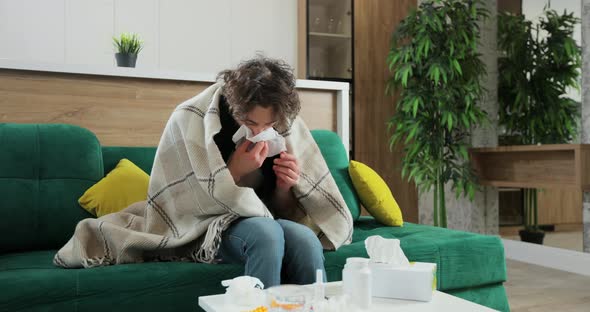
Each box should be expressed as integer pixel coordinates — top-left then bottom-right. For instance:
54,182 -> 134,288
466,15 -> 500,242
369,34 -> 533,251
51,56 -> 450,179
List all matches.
342,257 -> 372,310
314,269 -> 325,302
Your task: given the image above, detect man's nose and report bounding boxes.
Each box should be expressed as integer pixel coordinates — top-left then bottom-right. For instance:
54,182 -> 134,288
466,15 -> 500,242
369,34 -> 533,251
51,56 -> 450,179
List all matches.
250,127 -> 266,136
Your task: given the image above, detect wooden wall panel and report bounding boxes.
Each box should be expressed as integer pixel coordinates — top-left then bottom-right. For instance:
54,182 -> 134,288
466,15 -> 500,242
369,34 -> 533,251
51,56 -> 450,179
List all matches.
497,0 -> 522,14
0,69 -> 337,146
472,144 -> 586,225
354,0 -> 418,222
472,149 -> 577,188
538,189 -> 582,225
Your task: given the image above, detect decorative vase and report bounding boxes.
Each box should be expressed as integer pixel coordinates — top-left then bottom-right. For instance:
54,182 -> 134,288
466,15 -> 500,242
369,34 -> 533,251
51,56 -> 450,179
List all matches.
115,53 -> 137,68
518,229 -> 545,245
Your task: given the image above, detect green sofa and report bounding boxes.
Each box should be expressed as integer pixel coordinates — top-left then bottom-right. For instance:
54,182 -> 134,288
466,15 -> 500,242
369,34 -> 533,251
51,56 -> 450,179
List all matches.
0,123 -> 510,312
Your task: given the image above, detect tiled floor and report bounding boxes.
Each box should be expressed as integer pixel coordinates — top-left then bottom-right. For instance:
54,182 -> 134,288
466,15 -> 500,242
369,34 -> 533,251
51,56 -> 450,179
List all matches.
505,260 -> 590,312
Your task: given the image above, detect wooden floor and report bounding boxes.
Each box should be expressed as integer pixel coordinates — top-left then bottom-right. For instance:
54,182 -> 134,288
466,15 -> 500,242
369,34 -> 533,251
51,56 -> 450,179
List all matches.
505,260 -> 590,311
503,231 -> 583,252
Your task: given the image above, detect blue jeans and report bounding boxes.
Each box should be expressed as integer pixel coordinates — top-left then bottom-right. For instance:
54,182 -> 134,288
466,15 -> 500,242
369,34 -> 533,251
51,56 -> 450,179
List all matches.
216,217 -> 326,288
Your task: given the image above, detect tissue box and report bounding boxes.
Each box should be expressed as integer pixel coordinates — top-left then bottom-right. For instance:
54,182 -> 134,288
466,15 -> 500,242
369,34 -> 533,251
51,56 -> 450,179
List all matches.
369,262 -> 437,302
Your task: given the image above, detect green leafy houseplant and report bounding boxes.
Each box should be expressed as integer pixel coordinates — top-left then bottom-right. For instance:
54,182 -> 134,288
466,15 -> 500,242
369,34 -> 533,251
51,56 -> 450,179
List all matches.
113,32 -> 144,55
387,0 -> 488,228
112,33 -> 144,67
498,9 -> 581,240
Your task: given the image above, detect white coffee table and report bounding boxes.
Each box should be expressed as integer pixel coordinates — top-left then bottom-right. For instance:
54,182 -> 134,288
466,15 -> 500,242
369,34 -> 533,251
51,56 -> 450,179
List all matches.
198,282 -> 498,311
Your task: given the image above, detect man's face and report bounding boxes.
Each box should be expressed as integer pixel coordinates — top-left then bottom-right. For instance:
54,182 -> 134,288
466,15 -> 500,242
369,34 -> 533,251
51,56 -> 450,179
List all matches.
239,105 -> 277,136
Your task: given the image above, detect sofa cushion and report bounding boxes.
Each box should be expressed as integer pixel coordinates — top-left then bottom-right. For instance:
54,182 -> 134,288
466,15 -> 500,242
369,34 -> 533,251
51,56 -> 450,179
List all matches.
0,250 -> 78,311
0,124 -> 102,252
324,217 -> 507,291
0,250 -> 244,312
79,159 -> 150,217
102,147 -> 157,175
348,160 -> 403,226
310,130 -> 361,220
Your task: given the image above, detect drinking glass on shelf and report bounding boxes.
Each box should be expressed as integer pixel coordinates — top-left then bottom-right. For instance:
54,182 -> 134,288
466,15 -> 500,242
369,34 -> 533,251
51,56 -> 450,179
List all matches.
336,19 -> 344,34
327,17 -> 336,33
311,17 -> 322,32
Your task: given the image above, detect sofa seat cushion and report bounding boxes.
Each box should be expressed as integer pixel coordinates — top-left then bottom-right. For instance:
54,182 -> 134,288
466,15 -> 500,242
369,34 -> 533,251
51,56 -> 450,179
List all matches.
324,217 -> 507,291
0,250 -> 245,312
0,250 -> 79,311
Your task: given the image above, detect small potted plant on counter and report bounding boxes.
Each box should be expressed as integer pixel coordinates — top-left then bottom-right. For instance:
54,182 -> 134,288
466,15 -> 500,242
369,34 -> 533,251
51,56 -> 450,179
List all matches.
113,32 -> 143,68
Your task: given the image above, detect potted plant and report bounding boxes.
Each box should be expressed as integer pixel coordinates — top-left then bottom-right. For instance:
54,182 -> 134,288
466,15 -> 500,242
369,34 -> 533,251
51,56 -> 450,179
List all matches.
386,0 -> 489,227
520,188 -> 544,244
497,9 -> 581,244
113,32 -> 144,68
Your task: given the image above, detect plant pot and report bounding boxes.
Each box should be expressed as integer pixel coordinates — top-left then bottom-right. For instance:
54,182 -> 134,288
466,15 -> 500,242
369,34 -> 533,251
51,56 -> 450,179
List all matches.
115,53 -> 137,68
519,229 -> 545,244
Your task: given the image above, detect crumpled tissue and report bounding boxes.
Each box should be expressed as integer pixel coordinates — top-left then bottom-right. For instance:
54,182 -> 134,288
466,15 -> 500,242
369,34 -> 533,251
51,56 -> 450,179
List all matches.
221,276 -> 265,307
232,124 -> 286,157
365,235 -> 410,267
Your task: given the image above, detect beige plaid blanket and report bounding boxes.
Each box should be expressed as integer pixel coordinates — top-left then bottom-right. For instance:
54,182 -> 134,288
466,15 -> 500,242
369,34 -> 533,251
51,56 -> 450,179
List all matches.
54,82 -> 353,268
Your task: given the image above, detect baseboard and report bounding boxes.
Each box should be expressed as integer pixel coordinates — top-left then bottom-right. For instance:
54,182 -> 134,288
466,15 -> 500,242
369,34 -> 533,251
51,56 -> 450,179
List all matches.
499,226 -> 522,236
502,239 -> 590,276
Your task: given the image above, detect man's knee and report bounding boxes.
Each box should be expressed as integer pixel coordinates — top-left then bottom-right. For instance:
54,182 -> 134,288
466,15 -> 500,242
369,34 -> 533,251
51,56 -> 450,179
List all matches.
244,217 -> 285,252
278,220 -> 323,253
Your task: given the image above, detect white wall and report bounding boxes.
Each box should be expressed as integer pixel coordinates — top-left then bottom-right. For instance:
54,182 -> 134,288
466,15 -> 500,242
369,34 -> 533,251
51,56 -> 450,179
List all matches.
522,0 -> 581,45
0,0 -> 297,75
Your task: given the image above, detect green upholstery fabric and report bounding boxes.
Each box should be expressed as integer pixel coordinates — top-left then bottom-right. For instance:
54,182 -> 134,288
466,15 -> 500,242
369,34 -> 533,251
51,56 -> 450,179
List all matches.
0,124 -> 101,253
446,283 -> 510,312
325,217 -> 507,291
0,250 -> 78,311
310,130 -> 361,220
0,124 -> 508,312
0,250 -> 243,312
102,147 -> 157,175
0,250 -> 509,312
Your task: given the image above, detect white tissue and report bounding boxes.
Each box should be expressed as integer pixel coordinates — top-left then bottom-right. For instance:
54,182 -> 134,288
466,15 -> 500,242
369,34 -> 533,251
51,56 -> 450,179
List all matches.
232,124 -> 287,157
221,276 -> 265,306
364,235 -> 410,267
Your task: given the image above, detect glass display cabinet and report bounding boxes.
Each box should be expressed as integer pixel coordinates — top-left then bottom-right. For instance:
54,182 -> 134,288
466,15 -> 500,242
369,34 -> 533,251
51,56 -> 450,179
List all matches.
306,0 -> 353,81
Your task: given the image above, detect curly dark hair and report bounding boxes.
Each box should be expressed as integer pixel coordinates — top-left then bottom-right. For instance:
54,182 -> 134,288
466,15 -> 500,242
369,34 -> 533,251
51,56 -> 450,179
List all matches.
217,56 -> 300,131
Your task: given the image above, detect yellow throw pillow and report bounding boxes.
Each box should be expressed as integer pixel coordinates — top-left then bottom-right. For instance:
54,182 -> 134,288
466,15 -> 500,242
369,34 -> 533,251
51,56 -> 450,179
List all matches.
79,159 -> 149,217
348,160 -> 403,226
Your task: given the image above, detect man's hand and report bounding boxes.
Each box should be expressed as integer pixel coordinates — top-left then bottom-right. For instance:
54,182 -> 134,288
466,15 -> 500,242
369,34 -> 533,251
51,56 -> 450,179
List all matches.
227,140 -> 269,183
273,152 -> 300,191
